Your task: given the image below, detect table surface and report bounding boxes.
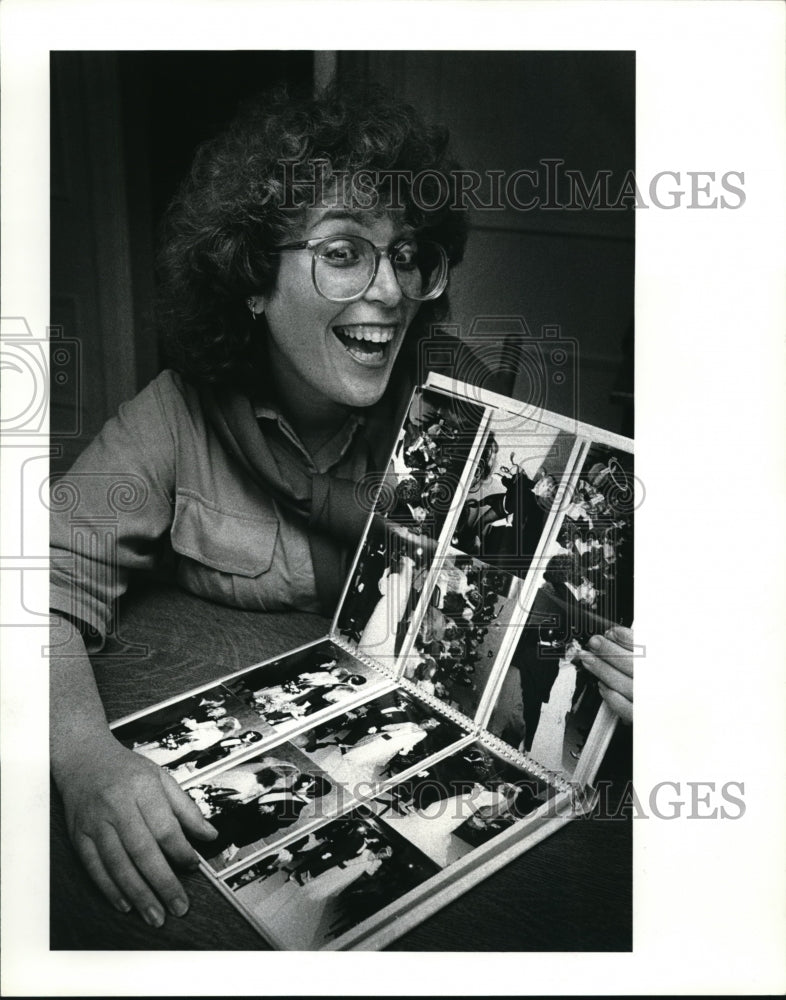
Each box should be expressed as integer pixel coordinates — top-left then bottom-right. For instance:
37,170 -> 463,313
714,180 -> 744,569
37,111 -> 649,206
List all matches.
50,584 -> 632,952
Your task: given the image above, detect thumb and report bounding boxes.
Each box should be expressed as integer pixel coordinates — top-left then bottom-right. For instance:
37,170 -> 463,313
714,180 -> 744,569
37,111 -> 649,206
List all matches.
161,775 -> 218,841
605,624 -> 634,650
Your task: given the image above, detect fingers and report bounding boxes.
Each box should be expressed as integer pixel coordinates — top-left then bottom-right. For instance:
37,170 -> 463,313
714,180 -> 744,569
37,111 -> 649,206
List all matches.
142,783 -> 204,873
83,821 -> 174,927
580,647 -> 633,702
77,834 -> 132,915
68,770 -> 212,926
586,632 -> 634,677
121,806 -> 193,919
597,681 -> 633,725
604,624 -> 634,651
580,628 -> 634,723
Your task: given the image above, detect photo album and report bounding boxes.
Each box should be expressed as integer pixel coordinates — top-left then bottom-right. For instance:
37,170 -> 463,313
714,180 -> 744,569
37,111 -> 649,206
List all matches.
110,372 -> 634,951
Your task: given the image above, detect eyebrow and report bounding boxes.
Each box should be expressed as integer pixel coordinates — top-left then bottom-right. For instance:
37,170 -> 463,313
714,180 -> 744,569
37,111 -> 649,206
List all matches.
307,208 -> 397,232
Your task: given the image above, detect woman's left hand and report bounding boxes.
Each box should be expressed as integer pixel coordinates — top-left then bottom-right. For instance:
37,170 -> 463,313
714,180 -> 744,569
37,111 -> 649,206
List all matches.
579,625 -> 634,724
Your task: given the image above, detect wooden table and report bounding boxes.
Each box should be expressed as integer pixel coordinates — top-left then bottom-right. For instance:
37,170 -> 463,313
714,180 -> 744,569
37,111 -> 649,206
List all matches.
50,585 -> 632,951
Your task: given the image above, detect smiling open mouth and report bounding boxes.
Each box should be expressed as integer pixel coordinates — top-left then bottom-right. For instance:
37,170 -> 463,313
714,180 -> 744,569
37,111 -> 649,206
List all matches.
332,325 -> 395,364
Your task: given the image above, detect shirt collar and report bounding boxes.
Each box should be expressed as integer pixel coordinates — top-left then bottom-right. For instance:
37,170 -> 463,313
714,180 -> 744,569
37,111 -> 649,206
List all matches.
253,401 -> 366,473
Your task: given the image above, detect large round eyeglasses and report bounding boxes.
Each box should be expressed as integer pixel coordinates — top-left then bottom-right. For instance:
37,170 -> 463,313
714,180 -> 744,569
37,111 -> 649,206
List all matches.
271,234 -> 449,303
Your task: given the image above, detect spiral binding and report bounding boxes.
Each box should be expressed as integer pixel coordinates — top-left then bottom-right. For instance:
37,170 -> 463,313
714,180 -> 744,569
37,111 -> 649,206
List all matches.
331,634 -> 400,683
331,635 -> 572,794
332,635 -> 478,730
478,730 -> 574,794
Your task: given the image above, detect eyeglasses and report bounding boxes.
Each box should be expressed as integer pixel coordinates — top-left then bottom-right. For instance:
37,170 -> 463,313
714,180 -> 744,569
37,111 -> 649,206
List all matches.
271,234 -> 449,303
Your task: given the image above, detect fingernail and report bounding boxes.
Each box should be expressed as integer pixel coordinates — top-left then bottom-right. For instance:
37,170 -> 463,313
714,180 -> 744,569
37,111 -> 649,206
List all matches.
144,906 -> 165,928
169,897 -> 189,918
115,898 -> 132,914
588,635 -> 601,650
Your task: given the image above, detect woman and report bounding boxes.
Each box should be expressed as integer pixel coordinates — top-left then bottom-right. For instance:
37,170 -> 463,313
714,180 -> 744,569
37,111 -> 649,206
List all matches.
528,639 -> 583,771
165,729 -> 264,782
49,85 -> 633,928
132,714 -> 242,767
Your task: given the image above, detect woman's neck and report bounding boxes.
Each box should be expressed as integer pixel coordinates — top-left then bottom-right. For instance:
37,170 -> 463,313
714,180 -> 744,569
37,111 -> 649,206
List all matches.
266,356 -> 352,454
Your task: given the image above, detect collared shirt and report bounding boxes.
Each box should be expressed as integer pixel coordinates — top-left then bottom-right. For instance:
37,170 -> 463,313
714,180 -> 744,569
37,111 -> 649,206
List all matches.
50,370 -> 369,648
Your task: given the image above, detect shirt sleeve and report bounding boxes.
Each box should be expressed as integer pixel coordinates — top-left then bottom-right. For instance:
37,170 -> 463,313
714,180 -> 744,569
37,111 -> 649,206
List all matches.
49,373 -> 179,649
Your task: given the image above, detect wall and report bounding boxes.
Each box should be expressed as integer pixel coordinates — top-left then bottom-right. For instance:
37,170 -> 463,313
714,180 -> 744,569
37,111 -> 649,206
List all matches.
339,51 -> 635,435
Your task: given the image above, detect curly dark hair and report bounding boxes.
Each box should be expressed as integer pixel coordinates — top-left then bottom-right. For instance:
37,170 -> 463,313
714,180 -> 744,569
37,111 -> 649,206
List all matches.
158,83 -> 470,392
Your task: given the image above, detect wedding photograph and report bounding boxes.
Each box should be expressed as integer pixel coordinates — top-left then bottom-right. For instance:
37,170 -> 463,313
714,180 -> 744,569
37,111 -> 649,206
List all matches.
224,810 -> 440,950
223,640 -> 384,731
42,42 -> 639,953
292,689 -> 468,789
3,0 -> 783,990
367,742 -> 553,866
183,741 -> 339,875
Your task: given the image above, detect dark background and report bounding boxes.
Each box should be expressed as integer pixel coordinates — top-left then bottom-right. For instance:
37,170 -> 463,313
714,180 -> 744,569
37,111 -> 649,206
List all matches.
50,50 -> 634,473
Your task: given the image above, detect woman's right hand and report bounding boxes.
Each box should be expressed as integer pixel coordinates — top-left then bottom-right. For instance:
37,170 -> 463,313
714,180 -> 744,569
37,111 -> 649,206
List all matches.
54,735 -> 218,927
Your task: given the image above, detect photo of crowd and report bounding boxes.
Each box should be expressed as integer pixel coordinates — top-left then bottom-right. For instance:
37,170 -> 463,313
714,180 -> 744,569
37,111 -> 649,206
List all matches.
337,387 -> 486,656
225,811 -> 439,950
384,387 -> 485,541
405,556 -> 524,719
487,446 -> 635,777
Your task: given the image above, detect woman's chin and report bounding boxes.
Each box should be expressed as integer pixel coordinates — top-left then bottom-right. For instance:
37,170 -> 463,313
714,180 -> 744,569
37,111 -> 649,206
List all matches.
334,365 -> 395,409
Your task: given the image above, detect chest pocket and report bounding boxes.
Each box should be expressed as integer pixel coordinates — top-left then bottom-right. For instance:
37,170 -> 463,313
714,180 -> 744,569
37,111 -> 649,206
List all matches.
170,490 -> 279,577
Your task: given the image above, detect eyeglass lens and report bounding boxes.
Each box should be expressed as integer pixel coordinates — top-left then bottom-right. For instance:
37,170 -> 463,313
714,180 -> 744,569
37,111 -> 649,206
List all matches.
313,236 -> 446,301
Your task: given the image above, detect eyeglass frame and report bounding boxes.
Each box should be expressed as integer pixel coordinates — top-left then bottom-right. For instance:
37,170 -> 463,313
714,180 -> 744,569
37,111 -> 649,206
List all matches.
270,233 -> 450,303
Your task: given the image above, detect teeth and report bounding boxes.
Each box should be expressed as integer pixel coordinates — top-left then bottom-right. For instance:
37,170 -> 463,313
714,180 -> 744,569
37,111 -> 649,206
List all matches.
334,326 -> 394,343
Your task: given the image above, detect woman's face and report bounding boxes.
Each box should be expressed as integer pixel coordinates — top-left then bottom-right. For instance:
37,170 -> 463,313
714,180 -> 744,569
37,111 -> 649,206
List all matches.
262,207 -> 423,414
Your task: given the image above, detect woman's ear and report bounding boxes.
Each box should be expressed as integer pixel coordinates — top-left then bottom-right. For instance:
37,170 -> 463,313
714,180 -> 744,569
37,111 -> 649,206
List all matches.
246,296 -> 265,319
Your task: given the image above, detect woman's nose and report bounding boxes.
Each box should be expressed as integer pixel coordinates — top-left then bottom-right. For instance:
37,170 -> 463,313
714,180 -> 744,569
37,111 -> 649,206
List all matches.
364,254 -> 403,306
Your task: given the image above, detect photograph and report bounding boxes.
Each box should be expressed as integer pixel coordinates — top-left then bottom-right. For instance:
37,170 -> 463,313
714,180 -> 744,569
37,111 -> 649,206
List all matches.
450,410 -> 577,576
341,530 -> 427,665
112,686 -> 262,771
487,445 -> 634,777
379,387 -> 486,542
367,742 -> 553,866
2,0 -> 782,986
184,741 -> 340,875
224,810 -> 440,950
292,689 -> 468,791
337,385 -> 487,663
404,556 -> 525,718
224,639 -> 385,731
41,43 -> 640,952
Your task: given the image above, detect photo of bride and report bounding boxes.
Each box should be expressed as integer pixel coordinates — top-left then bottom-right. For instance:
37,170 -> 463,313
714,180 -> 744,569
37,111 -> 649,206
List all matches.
185,742 -> 339,874
368,743 -> 550,865
486,445 -> 635,778
113,687 -> 255,770
294,690 -> 467,790
224,811 -> 439,950
225,640 -> 382,731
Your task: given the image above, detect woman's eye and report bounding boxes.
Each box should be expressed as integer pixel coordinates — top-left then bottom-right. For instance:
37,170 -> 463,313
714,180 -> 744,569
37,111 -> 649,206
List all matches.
319,239 -> 362,265
392,242 -> 418,269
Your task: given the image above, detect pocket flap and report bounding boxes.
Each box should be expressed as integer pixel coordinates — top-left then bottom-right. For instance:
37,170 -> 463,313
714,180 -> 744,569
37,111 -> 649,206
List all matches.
171,491 -> 279,577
